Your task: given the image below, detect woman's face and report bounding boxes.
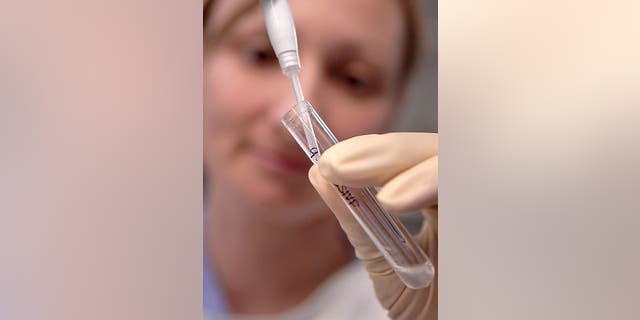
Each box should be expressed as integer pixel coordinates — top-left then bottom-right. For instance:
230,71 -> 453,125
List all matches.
204,0 -> 406,215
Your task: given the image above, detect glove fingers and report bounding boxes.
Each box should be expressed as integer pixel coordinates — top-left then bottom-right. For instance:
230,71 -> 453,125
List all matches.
377,155 -> 438,213
319,133 -> 438,187
417,207 -> 438,261
309,167 -> 410,311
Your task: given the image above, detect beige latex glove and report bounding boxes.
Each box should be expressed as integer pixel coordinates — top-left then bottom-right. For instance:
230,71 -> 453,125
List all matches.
308,132 -> 438,320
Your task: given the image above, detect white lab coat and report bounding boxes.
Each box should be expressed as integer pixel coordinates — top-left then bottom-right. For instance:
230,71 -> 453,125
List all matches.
204,261 -> 389,320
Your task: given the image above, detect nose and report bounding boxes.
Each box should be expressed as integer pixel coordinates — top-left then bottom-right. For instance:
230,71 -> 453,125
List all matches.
267,62 -> 323,119
264,75 -> 298,147
265,61 -> 325,146
267,82 -> 297,123
296,62 -> 324,109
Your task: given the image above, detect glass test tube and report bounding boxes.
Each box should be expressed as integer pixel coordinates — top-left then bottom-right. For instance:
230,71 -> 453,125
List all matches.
281,101 -> 435,289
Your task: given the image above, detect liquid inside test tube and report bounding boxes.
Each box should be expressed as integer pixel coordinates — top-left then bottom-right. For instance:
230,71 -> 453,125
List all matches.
281,101 -> 435,289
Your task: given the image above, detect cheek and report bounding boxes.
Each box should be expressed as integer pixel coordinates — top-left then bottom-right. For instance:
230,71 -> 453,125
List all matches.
323,103 -> 396,140
204,51 -> 288,136
205,56 -> 257,134
204,55 -> 258,176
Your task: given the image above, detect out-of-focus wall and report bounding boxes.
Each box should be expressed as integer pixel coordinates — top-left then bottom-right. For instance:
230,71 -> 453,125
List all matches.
396,0 -> 438,133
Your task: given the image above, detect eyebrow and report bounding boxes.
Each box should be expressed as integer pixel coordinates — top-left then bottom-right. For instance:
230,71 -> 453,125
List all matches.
326,42 -> 386,72
205,1 -> 262,46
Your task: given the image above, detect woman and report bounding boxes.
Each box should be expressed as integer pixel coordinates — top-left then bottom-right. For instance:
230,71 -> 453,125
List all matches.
204,0 -> 438,319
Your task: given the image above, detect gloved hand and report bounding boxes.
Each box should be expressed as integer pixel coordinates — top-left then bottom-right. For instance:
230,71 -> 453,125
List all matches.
308,132 -> 438,320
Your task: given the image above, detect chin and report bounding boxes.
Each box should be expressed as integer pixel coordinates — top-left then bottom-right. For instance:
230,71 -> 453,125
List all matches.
243,179 -> 328,219
244,180 -> 308,208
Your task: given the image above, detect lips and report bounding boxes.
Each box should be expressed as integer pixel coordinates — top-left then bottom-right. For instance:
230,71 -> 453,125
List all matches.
254,147 -> 312,176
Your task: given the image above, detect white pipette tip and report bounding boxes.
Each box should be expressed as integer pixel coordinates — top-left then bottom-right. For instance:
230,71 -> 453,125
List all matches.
288,72 -> 305,104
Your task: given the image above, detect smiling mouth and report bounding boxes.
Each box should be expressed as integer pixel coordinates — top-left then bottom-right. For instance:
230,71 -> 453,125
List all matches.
254,147 -> 312,176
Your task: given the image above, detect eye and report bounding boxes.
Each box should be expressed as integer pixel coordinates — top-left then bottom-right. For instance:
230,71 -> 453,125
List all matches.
243,46 -> 277,66
343,74 -> 368,91
339,73 -> 373,95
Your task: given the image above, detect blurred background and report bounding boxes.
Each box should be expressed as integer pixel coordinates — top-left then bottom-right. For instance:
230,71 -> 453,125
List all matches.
397,0 -> 438,133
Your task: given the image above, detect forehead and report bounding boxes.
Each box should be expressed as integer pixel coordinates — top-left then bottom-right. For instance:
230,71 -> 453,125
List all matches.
209,0 -> 405,69
290,0 -> 403,46
209,0 -> 403,33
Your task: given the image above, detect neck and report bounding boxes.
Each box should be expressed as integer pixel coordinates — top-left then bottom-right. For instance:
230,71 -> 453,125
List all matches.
205,181 -> 351,315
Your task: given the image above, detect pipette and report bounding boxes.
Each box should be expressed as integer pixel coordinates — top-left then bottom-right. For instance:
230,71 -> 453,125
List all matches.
261,0 -> 319,160
260,0 -> 434,289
